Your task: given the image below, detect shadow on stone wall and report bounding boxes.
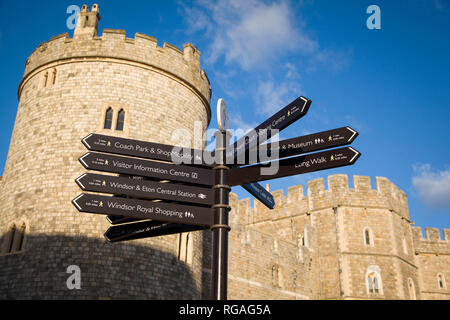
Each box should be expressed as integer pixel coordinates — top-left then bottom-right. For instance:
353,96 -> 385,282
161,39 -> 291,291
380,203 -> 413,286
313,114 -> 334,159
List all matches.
0,234 -> 199,300
201,230 -> 213,300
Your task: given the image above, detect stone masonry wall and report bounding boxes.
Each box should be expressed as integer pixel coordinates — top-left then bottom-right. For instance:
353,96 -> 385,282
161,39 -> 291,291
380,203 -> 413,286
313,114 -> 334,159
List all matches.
224,175 -> 448,300
412,227 -> 450,299
0,5 -> 211,299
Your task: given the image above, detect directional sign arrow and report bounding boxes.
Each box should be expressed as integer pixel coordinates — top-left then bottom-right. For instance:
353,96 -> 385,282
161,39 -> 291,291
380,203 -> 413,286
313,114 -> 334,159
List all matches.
82,133 -> 213,167
226,96 -> 312,164
244,126 -> 359,165
104,220 -> 208,243
106,215 -> 142,225
75,173 -> 214,205
228,147 -> 361,186
79,152 -> 214,186
242,182 -> 275,210
72,193 -> 214,227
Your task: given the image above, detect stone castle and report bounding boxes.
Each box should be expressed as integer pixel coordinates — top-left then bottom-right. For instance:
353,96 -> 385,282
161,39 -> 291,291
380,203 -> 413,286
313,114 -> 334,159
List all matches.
0,5 -> 448,300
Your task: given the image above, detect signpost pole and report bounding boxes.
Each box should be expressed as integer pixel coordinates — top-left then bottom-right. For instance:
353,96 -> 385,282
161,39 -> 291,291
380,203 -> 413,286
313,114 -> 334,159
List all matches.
211,129 -> 231,300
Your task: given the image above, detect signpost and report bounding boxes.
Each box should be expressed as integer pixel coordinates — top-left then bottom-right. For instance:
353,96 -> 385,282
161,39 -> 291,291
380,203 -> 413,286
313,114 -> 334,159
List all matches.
228,147 -> 361,186
72,93 -> 361,301
217,98 -> 230,132
226,96 -> 312,164
104,220 -> 207,243
244,126 -> 358,165
72,193 -> 214,226
106,215 -> 142,226
79,152 -> 214,186
76,173 -> 214,205
82,133 -> 212,166
242,182 -> 275,210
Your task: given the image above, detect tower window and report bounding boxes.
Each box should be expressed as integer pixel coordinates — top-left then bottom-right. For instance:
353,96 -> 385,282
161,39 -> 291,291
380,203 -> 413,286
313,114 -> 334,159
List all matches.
104,108 -> 113,129
363,227 -> 374,247
437,273 -> 446,289
7,225 -> 17,253
367,272 -> 380,294
116,109 -> 125,131
366,266 -> 383,296
2,222 -> 26,254
43,72 -> 49,88
51,68 -> 57,85
16,223 -> 26,252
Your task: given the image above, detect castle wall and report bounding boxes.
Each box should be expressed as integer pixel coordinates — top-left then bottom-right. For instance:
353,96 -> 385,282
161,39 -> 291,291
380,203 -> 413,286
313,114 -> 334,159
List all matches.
225,175 -> 437,300
21,30 -> 211,119
0,5 -> 210,299
412,227 -> 450,299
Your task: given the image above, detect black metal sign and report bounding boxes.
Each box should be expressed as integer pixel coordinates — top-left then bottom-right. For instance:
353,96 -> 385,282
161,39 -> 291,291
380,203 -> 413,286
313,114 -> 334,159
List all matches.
82,133 -> 212,166
244,126 -> 359,165
104,220 -> 208,243
79,152 -> 214,186
228,147 -> 361,186
106,215 -> 142,225
73,92 -> 362,301
75,173 -> 214,205
226,96 -> 312,163
72,193 -> 214,226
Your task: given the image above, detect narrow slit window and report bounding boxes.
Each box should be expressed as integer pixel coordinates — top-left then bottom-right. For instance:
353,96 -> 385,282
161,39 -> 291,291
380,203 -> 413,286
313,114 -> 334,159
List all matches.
116,109 -> 125,131
364,228 -> 373,246
438,274 -> 445,289
43,72 -> 49,88
104,108 -> 113,129
7,225 -> 17,253
52,69 -> 57,85
17,223 -> 26,252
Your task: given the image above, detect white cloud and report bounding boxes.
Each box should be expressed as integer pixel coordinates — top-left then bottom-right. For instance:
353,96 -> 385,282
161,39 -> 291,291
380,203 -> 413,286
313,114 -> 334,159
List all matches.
254,79 -> 303,115
182,0 -> 318,71
180,0 -> 350,120
412,164 -> 450,208
229,113 -> 258,140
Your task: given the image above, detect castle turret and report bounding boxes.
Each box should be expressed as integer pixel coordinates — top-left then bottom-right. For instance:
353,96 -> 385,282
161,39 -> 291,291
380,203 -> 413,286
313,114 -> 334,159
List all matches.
0,4 -> 211,299
74,4 -> 101,38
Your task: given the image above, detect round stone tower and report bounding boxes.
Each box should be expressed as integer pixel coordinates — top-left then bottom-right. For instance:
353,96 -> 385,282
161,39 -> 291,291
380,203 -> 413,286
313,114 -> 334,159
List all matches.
0,4 -> 211,299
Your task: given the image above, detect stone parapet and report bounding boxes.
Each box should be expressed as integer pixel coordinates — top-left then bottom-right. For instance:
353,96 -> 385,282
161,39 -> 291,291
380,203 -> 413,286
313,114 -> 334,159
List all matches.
20,30 -> 211,121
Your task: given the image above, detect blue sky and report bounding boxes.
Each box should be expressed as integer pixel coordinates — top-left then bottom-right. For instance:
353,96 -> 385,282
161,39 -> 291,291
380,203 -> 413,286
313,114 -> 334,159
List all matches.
0,0 -> 449,233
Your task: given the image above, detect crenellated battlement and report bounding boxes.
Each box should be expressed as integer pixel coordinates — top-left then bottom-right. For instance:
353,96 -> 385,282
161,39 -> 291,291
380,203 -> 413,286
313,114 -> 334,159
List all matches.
20,6 -> 211,107
230,174 -> 411,225
412,227 -> 450,256
412,227 -> 450,242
